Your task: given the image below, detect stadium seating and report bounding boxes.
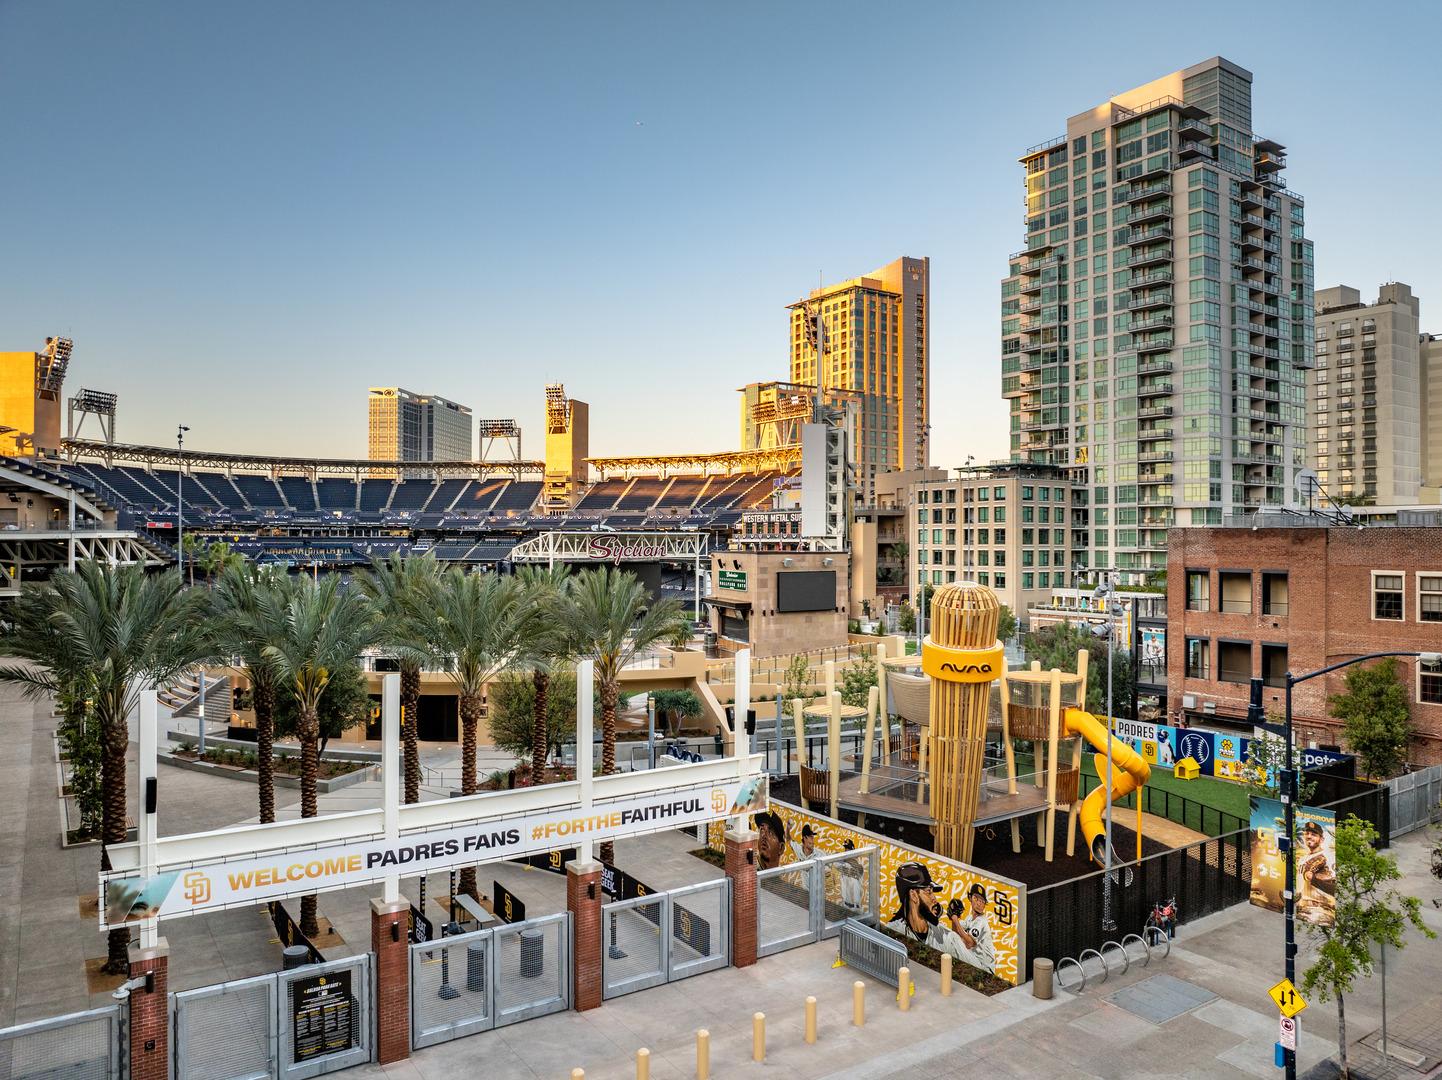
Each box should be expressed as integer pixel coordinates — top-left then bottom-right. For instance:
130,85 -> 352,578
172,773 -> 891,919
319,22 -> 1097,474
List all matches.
278,476 -> 317,511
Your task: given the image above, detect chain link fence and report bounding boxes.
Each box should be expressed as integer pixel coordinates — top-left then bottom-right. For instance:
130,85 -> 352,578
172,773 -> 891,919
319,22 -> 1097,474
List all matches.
173,972 -> 277,1080
0,1005 -> 121,1080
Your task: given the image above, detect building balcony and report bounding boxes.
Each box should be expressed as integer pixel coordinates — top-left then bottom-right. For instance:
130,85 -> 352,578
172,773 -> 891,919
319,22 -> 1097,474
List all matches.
1137,358 -> 1174,376
1238,233 -> 1264,252
1130,269 -> 1173,288
1018,297 -> 1045,313
1024,234 -> 1055,255
1137,379 -> 1173,397
1240,213 -> 1266,229
1238,186 -> 1264,210
1130,314 -> 1173,333
1130,200 -> 1172,225
1015,253 -> 1061,276
1132,245 -> 1173,268
1131,289 -> 1173,311
1020,338 -> 1051,355
1136,335 -> 1174,355
1127,225 -> 1172,245
1019,276 -> 1046,297
1021,313 -> 1060,332
1255,151 -> 1286,174
1138,403 -> 1174,420
1126,180 -> 1171,203
1177,142 -> 1210,162
1178,118 -> 1212,140
1138,450 -> 1174,463
1134,156 -> 1173,179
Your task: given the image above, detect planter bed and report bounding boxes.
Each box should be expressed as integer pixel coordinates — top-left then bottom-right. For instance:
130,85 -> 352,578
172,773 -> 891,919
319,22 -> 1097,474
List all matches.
160,750 -> 377,793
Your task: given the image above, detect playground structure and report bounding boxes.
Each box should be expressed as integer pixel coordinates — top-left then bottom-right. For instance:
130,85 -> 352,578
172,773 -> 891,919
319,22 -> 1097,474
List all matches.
821,582 -> 1151,870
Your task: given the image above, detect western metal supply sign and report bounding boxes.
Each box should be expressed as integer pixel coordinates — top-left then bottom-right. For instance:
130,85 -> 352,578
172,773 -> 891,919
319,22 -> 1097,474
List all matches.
100,773 -> 768,928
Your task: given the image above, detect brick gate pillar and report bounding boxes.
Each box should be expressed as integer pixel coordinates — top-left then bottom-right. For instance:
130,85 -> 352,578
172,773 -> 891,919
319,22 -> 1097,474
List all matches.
127,938 -> 169,1080
724,828 -> 758,968
370,897 -> 410,1065
566,860 -> 603,1011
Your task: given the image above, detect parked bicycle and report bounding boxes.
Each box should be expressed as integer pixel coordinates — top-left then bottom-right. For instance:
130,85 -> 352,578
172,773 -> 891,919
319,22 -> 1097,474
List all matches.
1144,895 -> 1179,941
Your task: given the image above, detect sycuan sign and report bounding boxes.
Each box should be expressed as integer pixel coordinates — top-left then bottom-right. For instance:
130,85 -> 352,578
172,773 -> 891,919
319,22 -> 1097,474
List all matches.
585,535 -> 678,562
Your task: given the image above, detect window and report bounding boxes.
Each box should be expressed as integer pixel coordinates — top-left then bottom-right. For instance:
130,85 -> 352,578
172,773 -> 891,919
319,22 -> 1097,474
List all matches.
1261,643 -> 1288,688
1186,571 -> 1209,611
1420,660 -> 1442,704
1218,640 -> 1252,684
1373,572 -> 1404,621
1185,638 -> 1210,680
1262,572 -> 1288,616
1219,571 -> 1252,614
1419,575 -> 1442,622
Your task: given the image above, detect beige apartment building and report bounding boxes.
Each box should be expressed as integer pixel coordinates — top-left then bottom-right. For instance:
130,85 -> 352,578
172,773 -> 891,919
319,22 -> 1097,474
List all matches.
368,386 -> 473,467
908,463 -> 1074,622
1310,283 -> 1422,504
785,256 -> 930,499
1421,334 -> 1442,498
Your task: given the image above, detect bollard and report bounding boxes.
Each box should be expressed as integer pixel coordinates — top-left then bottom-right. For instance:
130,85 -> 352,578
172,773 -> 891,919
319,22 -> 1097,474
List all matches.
852,980 -> 865,1026
941,954 -> 953,997
805,996 -> 817,1044
752,1012 -> 766,1062
636,1048 -> 650,1080
1033,957 -> 1054,1000
898,966 -> 911,1011
572,1071 -> 584,1080
696,1029 -> 710,1080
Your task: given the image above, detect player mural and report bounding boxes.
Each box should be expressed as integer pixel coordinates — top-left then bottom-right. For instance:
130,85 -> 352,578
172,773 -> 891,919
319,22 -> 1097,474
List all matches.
711,802 -> 1023,984
1248,795 -> 1336,928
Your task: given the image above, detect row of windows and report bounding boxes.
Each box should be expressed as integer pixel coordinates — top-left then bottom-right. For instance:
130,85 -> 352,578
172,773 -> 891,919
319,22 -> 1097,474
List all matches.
1371,571 -> 1442,623
1185,569 -> 1289,615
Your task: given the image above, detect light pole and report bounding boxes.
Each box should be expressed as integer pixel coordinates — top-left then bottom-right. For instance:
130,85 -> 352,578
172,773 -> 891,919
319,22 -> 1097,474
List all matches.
176,425 -> 190,582
1256,648 -> 1442,1080
1091,574 -> 1117,932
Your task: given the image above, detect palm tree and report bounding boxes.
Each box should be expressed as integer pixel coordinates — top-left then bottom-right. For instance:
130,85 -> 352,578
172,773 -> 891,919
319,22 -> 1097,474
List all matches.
360,554 -> 442,805
211,562 -> 292,822
560,567 -> 683,863
420,566 -> 527,899
0,561 -> 211,972
260,576 -> 377,936
512,565 -> 574,784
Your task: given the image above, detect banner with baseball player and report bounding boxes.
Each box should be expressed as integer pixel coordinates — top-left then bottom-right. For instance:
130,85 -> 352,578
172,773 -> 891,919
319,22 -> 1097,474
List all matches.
710,802 -> 1024,985
1248,796 -> 1337,928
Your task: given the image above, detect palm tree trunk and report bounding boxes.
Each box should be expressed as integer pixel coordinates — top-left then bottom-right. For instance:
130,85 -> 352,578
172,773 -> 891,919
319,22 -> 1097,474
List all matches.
254,678 -> 276,824
100,704 -> 132,973
459,690 -> 481,900
531,669 -> 549,783
299,706 -> 320,938
401,663 -> 421,804
1337,990 -> 1348,1079
599,679 -> 618,866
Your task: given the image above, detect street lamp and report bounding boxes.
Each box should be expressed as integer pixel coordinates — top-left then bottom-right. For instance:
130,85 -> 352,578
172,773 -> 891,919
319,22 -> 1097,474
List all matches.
1256,648 -> 1442,1080
176,425 -> 190,582
1091,574 -> 1117,933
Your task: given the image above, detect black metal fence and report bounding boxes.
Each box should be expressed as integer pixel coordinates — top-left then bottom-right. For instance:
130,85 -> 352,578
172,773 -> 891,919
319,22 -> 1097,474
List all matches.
1024,786 -> 1382,979
1311,772 -> 1390,847
1077,772 -> 1247,838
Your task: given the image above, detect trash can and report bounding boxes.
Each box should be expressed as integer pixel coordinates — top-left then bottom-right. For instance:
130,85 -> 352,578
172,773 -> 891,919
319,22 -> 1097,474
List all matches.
282,945 -> 311,970
466,943 -> 486,992
519,927 -> 544,978
1032,957 -> 1054,1000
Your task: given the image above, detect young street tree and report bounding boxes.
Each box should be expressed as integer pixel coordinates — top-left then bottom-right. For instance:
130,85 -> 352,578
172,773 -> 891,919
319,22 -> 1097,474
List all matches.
1302,815 -> 1434,1078
0,561 -> 211,971
1329,658 -> 1413,779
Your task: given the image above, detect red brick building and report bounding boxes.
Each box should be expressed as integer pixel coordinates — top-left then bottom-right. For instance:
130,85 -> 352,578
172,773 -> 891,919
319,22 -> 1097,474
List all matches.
1167,525 -> 1442,766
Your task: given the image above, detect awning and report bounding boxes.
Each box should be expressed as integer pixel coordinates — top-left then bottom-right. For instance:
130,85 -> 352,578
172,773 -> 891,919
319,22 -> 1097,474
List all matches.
705,596 -> 752,611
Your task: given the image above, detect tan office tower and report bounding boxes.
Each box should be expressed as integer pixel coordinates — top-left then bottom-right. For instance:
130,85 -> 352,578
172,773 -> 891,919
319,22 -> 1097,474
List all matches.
1310,283 -> 1422,504
1001,57 -> 1312,583
1421,333 -> 1442,498
368,387 -> 473,465
787,256 -> 929,499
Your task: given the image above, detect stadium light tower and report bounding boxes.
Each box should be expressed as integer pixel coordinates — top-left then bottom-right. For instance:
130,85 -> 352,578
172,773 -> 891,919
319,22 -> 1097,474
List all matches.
176,425 -> 190,580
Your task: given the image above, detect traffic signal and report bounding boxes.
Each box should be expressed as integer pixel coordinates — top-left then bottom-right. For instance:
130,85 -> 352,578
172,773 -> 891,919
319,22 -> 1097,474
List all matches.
1247,677 -> 1265,726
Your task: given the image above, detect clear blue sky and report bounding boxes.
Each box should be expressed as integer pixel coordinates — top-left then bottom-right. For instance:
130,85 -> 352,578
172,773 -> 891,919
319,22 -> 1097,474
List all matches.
3,1 -> 1440,467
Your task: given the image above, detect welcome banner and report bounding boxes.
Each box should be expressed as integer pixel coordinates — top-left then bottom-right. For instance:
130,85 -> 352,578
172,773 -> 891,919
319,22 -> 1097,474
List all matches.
101,773 -> 767,927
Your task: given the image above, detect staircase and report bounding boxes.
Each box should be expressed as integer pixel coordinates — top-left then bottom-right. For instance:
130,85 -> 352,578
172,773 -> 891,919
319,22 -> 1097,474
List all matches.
162,672 -> 233,727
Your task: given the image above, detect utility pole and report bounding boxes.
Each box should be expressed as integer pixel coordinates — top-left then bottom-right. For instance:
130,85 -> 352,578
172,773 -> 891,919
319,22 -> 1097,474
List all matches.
176,425 -> 190,581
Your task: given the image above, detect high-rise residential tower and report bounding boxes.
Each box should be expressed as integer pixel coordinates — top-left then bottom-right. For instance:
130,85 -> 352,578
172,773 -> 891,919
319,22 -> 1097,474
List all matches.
368,387 -> 474,466
1423,334 -> 1442,497
1310,283 -> 1422,505
787,256 -> 929,499
1001,58 -> 1312,581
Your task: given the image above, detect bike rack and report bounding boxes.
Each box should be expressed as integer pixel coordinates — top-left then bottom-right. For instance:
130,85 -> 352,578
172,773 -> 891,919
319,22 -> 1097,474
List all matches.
1050,927 -> 1170,993
1054,955 -> 1087,994
1099,939 -> 1129,978
1142,925 -> 1171,960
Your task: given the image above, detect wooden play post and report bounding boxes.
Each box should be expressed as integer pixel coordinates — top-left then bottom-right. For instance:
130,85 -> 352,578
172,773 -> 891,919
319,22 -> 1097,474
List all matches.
924,584 -> 1003,864
876,643 -> 891,765
828,691 -> 842,819
824,659 -> 836,701
1044,668 -> 1061,863
792,698 -> 806,769
860,685 -> 880,795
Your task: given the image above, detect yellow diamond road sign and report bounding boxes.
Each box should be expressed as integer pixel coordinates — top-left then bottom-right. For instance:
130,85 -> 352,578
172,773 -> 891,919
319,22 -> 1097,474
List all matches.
1269,979 -> 1308,1018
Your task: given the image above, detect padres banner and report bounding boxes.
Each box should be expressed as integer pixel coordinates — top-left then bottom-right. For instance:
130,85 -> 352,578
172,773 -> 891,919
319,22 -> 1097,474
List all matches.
101,773 -> 767,928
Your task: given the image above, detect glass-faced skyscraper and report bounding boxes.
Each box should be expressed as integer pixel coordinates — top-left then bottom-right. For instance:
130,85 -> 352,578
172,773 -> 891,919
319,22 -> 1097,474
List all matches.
1001,57 -> 1313,581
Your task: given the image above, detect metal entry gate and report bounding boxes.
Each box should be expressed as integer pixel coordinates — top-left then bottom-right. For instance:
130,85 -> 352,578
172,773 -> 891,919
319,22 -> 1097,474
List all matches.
758,848 -> 879,958
172,954 -> 371,1080
602,878 -> 731,1000
0,1005 -> 122,1080
410,913 -> 570,1050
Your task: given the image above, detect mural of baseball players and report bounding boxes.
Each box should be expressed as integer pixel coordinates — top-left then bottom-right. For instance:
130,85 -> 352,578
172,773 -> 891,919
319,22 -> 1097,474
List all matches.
884,862 -> 996,973
754,810 -> 791,870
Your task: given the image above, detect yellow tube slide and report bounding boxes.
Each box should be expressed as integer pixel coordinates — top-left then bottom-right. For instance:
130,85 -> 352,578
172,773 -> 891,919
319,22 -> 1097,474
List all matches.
1063,708 -> 1151,865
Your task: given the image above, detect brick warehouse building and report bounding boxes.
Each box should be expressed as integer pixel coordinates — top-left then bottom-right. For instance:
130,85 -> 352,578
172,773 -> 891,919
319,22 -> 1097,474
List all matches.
1167,522 -> 1442,766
